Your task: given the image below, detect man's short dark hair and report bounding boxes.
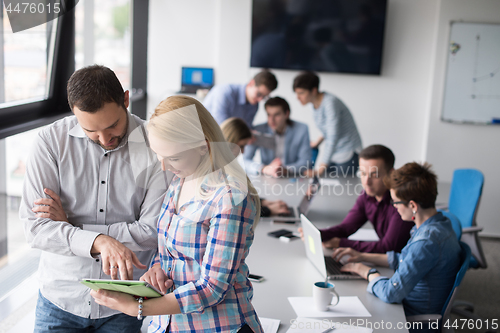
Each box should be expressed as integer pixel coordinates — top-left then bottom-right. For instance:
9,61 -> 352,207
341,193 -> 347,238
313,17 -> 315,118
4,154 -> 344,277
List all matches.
359,145 -> 395,172
265,96 -> 292,125
67,65 -> 126,113
293,71 -> 320,91
253,70 -> 278,92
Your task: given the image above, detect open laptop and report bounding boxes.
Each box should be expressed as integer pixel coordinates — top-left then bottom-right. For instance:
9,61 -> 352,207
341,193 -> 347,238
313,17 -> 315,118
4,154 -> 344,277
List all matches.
301,215 -> 363,280
273,176 -> 320,222
178,67 -> 214,94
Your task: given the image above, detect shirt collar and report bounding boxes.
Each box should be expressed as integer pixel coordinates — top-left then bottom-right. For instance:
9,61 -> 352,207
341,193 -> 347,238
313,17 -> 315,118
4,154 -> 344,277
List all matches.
68,112 -> 140,152
238,84 -> 248,105
365,189 -> 391,206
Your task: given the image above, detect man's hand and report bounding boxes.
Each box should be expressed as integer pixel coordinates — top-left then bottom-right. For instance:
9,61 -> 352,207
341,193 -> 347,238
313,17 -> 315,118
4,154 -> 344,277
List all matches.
262,158 -> 287,177
140,263 -> 174,294
261,199 -> 289,216
92,235 -> 147,280
331,247 -> 364,263
297,227 -> 305,241
322,237 -> 341,249
32,188 -> 69,223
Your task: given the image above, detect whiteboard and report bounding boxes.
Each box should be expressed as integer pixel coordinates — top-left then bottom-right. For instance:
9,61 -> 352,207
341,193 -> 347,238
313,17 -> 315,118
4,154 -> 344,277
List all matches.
442,22 -> 500,125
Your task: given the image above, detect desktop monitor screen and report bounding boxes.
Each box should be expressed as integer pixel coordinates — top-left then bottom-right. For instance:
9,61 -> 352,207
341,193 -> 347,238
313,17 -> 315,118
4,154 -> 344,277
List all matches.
181,67 -> 214,87
250,0 -> 387,75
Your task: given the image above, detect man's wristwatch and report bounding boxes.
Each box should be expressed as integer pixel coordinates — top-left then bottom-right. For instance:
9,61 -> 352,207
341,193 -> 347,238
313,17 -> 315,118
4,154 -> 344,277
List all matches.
366,268 -> 379,280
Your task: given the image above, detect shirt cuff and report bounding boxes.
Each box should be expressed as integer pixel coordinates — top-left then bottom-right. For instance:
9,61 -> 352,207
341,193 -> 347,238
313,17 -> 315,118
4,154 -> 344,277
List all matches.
367,276 -> 388,294
386,251 -> 399,270
69,229 -> 101,258
173,282 -> 204,314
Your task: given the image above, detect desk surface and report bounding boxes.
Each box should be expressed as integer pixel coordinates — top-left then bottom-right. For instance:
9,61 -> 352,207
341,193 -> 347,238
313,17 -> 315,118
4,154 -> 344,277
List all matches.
246,176 -> 451,333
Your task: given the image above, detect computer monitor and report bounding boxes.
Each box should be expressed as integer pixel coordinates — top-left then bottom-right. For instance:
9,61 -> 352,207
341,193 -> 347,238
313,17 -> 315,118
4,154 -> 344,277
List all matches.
181,67 -> 214,92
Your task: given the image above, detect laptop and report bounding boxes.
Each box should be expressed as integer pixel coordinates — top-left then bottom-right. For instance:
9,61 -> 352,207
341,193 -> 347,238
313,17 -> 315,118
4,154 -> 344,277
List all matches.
178,67 -> 214,94
301,215 -> 363,280
273,176 -> 320,222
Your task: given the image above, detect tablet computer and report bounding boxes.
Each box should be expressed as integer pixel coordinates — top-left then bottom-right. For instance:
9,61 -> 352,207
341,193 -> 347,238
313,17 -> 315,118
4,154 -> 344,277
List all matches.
81,279 -> 164,298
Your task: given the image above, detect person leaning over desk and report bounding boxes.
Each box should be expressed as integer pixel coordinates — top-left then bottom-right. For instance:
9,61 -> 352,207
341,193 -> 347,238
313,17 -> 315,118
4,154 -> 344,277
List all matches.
243,96 -> 312,178
91,96 -> 263,333
20,65 -> 169,333
221,116 -> 291,218
334,162 -> 461,330
293,71 -> 362,178
203,69 -> 278,128
299,145 -> 413,253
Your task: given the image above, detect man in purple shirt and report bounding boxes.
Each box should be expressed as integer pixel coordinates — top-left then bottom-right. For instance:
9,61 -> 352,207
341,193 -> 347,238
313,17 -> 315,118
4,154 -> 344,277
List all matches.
203,70 -> 278,128
318,145 -> 413,253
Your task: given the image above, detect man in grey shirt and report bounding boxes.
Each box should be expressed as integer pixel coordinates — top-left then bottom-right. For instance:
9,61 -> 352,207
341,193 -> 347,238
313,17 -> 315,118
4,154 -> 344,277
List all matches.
19,65 -> 170,332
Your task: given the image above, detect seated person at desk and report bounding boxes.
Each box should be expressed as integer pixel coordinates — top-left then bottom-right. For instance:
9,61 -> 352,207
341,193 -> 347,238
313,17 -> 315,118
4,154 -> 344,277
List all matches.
221,117 -> 290,217
243,97 -> 312,177
334,162 -> 461,321
203,69 -> 278,127
293,71 -> 362,177
300,145 -> 413,253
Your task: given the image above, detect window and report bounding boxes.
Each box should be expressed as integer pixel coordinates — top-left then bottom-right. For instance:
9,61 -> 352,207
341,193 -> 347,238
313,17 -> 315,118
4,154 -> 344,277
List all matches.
75,0 -> 131,89
0,8 -> 56,105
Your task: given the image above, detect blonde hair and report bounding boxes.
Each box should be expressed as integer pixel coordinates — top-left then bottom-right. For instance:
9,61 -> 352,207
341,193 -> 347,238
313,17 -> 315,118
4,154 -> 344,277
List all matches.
148,96 -> 260,224
220,117 -> 252,145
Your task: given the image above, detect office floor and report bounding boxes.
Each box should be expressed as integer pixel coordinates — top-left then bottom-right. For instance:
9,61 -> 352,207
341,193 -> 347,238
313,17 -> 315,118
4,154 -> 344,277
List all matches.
452,237 -> 500,333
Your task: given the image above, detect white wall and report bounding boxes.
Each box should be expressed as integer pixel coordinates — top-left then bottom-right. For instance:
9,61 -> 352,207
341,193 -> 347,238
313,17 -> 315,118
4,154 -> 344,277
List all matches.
425,0 -> 500,236
149,0 -> 439,165
148,0 -> 499,236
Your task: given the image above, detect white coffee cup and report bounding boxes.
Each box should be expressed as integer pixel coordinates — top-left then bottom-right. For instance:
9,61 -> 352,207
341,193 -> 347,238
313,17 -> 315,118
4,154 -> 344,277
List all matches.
312,281 -> 340,311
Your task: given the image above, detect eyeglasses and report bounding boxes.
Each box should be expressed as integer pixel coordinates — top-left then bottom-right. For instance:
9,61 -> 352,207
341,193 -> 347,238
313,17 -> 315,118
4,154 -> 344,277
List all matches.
390,200 -> 408,206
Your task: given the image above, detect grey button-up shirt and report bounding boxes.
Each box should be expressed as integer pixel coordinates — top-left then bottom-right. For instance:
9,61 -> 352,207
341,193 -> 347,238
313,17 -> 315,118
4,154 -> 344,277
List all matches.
19,113 -> 170,319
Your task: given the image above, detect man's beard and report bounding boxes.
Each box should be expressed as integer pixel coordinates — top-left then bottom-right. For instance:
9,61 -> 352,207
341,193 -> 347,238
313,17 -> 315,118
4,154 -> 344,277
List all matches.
93,115 -> 129,150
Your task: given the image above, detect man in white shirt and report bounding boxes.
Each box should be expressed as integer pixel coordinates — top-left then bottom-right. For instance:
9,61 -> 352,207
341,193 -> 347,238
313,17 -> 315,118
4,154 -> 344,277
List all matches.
20,65 -> 170,332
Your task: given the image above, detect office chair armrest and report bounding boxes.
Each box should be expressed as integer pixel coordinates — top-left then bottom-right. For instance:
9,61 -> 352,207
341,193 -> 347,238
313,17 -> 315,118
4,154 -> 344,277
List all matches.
406,314 -> 442,323
462,226 -> 483,234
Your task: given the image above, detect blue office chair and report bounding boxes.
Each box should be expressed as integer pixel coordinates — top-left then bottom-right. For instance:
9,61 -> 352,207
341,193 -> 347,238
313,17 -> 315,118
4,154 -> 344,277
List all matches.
311,148 -> 319,168
447,169 -> 487,269
406,242 -> 471,333
439,210 -> 462,241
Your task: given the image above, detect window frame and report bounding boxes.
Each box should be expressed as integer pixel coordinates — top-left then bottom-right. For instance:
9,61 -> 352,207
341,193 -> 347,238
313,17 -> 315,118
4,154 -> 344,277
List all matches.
0,5 -> 75,139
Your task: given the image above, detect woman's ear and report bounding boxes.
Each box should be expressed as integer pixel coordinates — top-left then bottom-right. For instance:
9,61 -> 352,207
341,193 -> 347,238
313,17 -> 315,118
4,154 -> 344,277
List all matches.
408,200 -> 418,212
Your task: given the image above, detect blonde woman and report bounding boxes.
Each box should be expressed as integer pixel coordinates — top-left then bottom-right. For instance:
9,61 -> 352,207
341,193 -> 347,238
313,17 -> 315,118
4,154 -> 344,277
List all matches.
221,117 -> 289,217
92,96 -> 263,333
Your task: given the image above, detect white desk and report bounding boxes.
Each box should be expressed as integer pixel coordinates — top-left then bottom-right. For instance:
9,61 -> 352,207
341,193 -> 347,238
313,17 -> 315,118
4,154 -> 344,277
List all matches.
246,175 -> 409,332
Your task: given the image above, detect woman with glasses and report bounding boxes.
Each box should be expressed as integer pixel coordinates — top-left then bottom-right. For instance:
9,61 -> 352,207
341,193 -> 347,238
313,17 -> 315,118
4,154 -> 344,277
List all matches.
91,96 -> 262,333
331,162 -> 461,330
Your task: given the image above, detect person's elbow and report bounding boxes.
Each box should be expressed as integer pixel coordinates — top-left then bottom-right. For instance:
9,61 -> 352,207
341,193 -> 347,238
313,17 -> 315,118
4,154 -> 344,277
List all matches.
198,278 -> 232,310
372,281 -> 406,304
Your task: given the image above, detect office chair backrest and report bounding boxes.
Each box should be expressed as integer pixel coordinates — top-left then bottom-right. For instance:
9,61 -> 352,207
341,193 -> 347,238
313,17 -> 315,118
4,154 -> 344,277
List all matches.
448,169 -> 484,228
441,242 -> 471,321
439,210 -> 462,240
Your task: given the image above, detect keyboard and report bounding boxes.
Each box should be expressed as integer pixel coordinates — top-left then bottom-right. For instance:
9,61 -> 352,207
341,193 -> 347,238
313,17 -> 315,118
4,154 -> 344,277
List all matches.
324,257 -> 363,280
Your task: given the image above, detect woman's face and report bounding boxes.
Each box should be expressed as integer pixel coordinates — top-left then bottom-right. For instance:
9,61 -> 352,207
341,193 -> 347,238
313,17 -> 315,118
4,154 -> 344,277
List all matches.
390,189 -> 413,222
149,133 -> 207,178
236,138 -> 251,154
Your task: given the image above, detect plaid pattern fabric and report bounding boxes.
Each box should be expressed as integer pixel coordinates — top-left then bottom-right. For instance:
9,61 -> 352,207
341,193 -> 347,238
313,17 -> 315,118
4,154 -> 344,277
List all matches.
149,174 -> 263,333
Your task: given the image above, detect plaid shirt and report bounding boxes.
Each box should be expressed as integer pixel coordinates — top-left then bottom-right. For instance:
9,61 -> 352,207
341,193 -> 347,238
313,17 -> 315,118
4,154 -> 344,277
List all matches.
148,173 -> 263,333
